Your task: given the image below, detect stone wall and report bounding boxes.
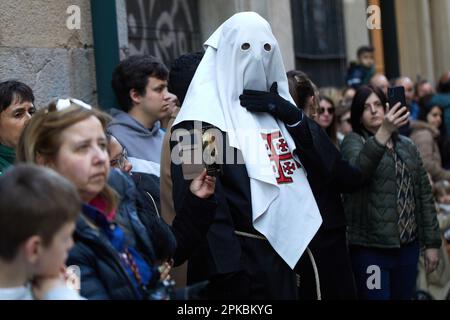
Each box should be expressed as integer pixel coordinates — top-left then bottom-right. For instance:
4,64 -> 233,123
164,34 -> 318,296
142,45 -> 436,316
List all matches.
0,0 -> 96,107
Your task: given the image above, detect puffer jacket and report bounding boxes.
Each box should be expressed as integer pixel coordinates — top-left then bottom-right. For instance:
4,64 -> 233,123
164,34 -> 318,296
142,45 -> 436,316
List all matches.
341,131 -> 441,249
69,171 -> 217,300
67,204 -> 157,300
108,169 -> 170,261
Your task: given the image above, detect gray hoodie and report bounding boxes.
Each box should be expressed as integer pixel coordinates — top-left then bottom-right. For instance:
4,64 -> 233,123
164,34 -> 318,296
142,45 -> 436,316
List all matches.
107,109 -> 164,171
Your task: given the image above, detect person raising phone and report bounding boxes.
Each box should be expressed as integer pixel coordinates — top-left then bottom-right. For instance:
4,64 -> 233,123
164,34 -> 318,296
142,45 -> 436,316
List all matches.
388,86 -> 411,136
340,85 -> 441,300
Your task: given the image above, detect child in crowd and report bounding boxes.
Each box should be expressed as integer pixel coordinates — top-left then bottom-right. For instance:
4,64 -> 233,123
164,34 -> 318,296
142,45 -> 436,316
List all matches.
0,164 -> 84,300
346,46 -> 375,89
433,180 -> 450,259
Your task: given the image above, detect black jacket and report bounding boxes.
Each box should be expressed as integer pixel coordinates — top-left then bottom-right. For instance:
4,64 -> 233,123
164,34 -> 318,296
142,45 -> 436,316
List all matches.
108,169 -> 217,266
288,118 -> 361,299
67,171 -> 217,300
67,204 -> 153,299
288,118 -> 363,235
109,170 -> 175,262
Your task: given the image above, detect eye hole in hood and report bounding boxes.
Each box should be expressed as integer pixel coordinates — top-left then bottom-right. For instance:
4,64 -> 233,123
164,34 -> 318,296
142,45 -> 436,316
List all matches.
241,42 -> 250,50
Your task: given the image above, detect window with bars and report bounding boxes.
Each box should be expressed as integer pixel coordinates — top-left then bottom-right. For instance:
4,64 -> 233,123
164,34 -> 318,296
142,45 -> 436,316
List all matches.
290,0 -> 347,87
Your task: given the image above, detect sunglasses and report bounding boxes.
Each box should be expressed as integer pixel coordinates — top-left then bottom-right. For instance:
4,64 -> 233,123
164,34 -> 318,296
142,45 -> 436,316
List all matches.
56,98 -> 92,111
319,107 -> 335,115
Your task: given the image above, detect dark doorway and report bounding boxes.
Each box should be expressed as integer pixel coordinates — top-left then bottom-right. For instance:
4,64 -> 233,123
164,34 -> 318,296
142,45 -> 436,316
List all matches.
380,0 -> 400,79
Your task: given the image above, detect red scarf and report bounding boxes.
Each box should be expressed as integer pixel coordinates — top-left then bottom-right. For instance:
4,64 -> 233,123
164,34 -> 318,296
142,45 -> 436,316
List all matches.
89,196 -> 116,221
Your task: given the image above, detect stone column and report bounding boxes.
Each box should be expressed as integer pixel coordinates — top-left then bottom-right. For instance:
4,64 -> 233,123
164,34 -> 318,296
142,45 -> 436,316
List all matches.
430,0 -> 450,83
395,0 -> 435,82
116,0 -> 129,60
266,0 -> 295,71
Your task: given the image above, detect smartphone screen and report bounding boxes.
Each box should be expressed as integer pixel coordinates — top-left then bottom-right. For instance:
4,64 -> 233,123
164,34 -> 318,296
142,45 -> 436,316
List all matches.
178,125 -> 222,180
387,86 -> 407,108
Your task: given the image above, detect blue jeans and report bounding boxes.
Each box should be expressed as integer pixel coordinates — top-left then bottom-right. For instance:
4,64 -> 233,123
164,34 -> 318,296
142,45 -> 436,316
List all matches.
349,241 -> 420,300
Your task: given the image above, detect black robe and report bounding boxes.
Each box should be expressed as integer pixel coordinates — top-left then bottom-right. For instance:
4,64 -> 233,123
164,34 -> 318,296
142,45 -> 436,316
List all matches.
290,118 -> 362,299
170,120 -> 304,299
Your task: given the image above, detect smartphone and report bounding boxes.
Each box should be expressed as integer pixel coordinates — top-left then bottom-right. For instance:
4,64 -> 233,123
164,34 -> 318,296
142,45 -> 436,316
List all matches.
387,86 -> 407,109
201,125 -> 221,177
177,129 -> 204,180
179,125 -> 221,180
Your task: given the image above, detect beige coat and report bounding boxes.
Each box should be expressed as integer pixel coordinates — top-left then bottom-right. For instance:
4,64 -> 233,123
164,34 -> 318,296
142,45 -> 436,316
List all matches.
410,122 -> 450,182
160,108 -> 188,288
416,210 -> 450,299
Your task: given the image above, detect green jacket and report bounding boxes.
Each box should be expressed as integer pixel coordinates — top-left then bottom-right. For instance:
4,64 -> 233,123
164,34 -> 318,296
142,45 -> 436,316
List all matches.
341,132 -> 441,249
0,144 -> 15,175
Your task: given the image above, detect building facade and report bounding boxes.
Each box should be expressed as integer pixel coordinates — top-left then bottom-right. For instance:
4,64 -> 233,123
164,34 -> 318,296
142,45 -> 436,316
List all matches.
1,0 -> 449,109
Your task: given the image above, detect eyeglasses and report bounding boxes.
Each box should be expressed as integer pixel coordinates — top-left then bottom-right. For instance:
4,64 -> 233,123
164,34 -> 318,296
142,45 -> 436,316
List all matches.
319,107 -> 335,115
110,148 -> 128,169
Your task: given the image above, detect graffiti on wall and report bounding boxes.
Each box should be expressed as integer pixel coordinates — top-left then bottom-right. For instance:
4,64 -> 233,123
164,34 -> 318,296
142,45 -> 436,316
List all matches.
126,0 -> 201,65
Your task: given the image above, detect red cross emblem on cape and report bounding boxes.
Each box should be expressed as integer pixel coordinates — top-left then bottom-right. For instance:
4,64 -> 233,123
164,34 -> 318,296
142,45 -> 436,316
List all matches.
261,130 -> 301,184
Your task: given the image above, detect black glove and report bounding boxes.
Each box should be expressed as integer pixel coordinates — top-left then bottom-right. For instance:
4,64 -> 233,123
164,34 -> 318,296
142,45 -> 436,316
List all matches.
239,82 -> 303,125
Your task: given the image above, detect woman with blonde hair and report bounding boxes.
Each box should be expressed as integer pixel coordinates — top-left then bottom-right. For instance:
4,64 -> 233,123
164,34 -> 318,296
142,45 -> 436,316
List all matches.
17,99 -> 216,299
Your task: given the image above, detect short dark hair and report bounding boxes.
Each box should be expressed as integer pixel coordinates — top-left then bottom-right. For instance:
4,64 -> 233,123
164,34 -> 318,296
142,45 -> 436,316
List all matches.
414,79 -> 430,94
0,164 -> 81,261
351,85 -> 387,135
111,55 -> 169,112
438,71 -> 450,93
357,46 -> 374,58
168,52 -> 204,106
419,94 -> 448,137
418,94 -> 436,121
286,70 -> 315,109
0,80 -> 34,113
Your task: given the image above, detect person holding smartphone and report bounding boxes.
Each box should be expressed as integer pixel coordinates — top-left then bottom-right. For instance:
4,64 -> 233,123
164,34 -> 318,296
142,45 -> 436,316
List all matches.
387,85 -> 412,137
341,85 -> 441,300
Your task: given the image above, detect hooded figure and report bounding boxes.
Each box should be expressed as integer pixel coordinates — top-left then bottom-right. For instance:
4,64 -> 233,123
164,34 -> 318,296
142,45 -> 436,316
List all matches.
170,12 -> 321,299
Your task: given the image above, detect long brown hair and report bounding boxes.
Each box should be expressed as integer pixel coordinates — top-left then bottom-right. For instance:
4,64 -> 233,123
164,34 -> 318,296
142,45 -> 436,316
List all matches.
16,101 -> 118,212
287,70 -> 319,119
350,85 -> 387,136
318,95 -> 338,146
